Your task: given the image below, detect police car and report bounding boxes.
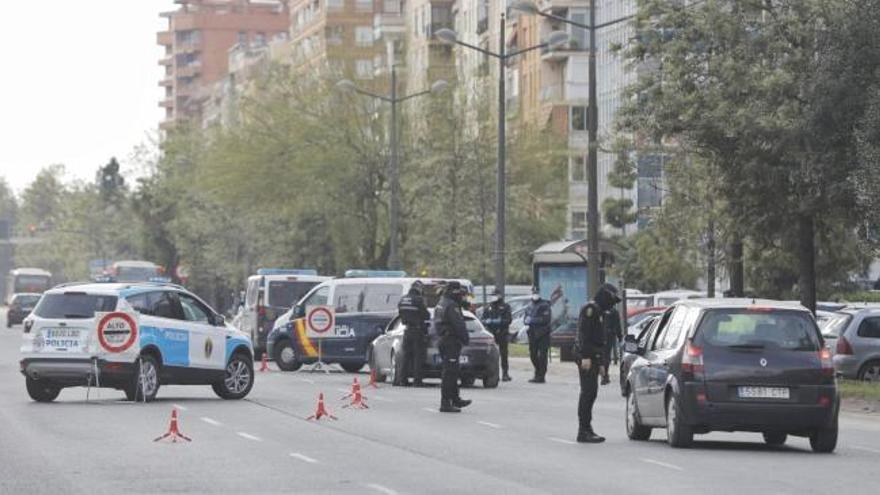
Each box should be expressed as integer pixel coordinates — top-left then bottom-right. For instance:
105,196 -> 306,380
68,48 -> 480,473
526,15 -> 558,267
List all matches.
267,271 -> 473,372
19,282 -> 254,403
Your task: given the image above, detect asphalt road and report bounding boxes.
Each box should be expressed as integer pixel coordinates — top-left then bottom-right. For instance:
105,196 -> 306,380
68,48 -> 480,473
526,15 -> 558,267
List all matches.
2,307 -> 880,495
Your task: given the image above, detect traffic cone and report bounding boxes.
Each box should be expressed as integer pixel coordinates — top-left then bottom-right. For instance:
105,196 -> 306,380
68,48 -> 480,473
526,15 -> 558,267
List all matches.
306,393 -> 337,421
154,409 -> 192,443
367,369 -> 380,389
342,377 -> 369,409
259,353 -> 270,372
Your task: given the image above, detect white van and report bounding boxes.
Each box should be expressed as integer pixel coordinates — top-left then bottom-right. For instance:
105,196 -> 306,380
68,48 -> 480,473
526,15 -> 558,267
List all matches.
239,269 -> 330,357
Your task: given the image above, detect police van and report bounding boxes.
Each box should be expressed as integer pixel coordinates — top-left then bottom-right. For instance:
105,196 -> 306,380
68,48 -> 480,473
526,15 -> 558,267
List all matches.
266,271 -> 473,372
19,282 -> 254,403
239,269 -> 330,358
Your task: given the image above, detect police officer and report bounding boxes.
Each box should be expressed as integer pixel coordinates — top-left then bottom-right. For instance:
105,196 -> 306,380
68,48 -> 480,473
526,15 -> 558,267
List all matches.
575,283 -> 621,443
397,281 -> 430,387
602,305 -> 622,385
481,290 -> 513,382
524,288 -> 552,383
434,281 -> 472,413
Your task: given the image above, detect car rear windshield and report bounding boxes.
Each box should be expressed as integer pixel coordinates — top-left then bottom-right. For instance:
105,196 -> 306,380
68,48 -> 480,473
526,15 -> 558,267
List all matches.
696,309 -> 821,351
33,293 -> 118,319
13,295 -> 41,306
267,281 -> 320,308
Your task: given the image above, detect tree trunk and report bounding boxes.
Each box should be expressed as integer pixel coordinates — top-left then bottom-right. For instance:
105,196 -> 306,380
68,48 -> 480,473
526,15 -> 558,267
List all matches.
798,213 -> 817,315
728,239 -> 744,297
706,217 -> 716,298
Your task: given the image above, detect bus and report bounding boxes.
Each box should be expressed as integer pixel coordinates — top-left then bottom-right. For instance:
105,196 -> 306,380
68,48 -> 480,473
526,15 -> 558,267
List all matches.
6,268 -> 52,302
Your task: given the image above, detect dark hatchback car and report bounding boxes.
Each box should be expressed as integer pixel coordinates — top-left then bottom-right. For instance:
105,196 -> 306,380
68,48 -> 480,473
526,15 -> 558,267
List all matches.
6,293 -> 41,327
621,299 -> 838,452
368,309 -> 500,388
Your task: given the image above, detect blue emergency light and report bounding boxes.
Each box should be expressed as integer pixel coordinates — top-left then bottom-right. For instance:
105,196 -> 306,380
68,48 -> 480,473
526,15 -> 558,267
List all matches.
344,270 -> 408,278
257,268 -> 319,276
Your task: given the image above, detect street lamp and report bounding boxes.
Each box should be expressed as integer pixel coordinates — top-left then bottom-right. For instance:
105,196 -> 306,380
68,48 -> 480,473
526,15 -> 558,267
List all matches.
435,19 -> 569,298
336,68 -> 448,270
512,0 -> 633,298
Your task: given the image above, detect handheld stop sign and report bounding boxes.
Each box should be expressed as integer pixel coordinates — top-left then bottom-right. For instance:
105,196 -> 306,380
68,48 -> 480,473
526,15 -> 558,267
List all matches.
96,312 -> 139,353
305,306 -> 335,339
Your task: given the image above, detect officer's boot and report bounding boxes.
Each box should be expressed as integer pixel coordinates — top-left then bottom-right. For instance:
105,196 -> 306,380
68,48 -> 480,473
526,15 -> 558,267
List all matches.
576,429 -> 606,444
452,397 -> 472,408
502,372 -> 512,382
439,400 -> 461,413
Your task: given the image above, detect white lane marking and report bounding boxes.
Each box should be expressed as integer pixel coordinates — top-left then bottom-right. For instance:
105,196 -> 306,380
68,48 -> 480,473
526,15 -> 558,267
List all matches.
364,483 -> 399,495
422,407 -> 439,414
477,421 -> 503,429
173,404 -> 188,411
290,453 -> 319,464
640,458 -> 684,472
200,417 -> 222,426
237,432 -> 262,442
548,437 -> 577,445
852,445 -> 880,454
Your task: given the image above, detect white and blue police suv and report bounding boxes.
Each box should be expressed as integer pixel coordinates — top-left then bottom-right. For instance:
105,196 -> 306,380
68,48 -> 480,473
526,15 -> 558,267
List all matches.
19,282 -> 254,403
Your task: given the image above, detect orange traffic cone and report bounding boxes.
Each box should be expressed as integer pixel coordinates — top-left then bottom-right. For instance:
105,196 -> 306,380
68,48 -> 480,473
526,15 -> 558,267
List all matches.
259,353 -> 270,372
367,369 -> 380,389
342,377 -> 369,409
306,393 -> 338,421
154,409 -> 192,443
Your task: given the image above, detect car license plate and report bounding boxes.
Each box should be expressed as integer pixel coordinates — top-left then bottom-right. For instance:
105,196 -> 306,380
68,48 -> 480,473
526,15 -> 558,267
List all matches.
42,328 -> 83,352
737,386 -> 790,400
460,355 -> 469,365
432,355 -> 469,365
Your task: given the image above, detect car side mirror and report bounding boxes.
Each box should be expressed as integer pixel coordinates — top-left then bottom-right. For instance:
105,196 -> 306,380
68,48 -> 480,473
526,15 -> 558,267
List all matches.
213,314 -> 226,327
623,334 -> 639,354
293,305 -> 306,318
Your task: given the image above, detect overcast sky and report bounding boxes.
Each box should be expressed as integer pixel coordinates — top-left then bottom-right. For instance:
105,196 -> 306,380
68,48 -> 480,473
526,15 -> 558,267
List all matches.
0,0 -> 176,192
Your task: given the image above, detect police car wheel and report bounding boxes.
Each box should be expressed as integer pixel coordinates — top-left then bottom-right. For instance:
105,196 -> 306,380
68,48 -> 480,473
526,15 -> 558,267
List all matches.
274,340 -> 301,372
460,376 -> 476,388
25,377 -> 61,403
213,353 -> 254,400
341,362 -> 364,373
127,354 -> 160,403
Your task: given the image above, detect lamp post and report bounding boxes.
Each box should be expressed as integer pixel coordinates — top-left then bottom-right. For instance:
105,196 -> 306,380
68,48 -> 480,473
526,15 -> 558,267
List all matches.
435,21 -> 569,297
512,0 -> 633,298
337,68 -> 449,270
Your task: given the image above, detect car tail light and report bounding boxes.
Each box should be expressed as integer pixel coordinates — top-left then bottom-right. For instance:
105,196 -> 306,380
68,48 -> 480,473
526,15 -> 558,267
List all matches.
24,320 -> 34,334
682,342 -> 704,376
836,336 -> 853,355
470,335 -> 494,345
818,395 -> 832,408
819,347 -> 834,377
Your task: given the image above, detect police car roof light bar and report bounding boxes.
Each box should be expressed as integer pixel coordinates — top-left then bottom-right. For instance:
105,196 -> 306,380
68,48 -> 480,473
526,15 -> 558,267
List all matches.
257,268 -> 319,276
344,270 -> 408,278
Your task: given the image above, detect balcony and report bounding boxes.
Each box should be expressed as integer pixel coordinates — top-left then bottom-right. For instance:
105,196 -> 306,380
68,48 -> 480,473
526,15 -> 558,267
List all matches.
176,62 -> 202,78
157,31 -> 172,46
159,98 -> 174,109
374,13 -> 405,41
158,55 -> 173,66
175,39 -> 202,54
541,41 -> 588,62
159,77 -> 173,88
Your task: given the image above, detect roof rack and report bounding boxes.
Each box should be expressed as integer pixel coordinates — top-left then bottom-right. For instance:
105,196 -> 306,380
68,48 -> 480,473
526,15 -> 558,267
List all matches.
344,269 -> 408,278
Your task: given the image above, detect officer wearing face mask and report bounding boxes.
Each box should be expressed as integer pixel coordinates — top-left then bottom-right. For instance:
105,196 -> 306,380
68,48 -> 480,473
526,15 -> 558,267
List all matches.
433,281 -> 472,413
524,288 -> 552,384
397,281 -> 430,386
575,283 -> 621,443
481,290 -> 513,382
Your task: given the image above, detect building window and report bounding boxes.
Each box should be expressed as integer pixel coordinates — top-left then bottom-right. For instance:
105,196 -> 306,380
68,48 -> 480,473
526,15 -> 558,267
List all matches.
238,31 -> 248,45
355,59 -> 374,79
430,5 -> 452,36
571,106 -> 588,131
384,0 -> 400,13
254,32 -> 266,46
326,25 -> 344,45
355,26 -> 374,46
570,155 -> 587,183
356,0 -> 372,12
327,0 -> 344,9
571,210 -> 587,240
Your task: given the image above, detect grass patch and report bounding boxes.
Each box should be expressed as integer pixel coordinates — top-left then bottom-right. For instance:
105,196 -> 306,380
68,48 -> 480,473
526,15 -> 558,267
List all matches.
509,343 -> 530,358
839,379 -> 880,401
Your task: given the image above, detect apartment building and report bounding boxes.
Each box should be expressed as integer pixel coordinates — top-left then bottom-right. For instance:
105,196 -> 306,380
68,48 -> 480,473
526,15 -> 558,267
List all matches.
157,0 -> 290,129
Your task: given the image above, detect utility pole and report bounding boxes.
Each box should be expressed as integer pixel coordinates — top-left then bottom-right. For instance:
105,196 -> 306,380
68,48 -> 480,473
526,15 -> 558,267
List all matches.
389,66 -> 400,270
496,14 -> 507,298
586,0 -> 600,296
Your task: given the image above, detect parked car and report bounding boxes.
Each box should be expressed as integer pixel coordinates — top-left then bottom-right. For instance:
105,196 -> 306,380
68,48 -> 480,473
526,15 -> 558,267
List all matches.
824,307 -> 880,381
621,299 -> 838,452
626,307 -> 667,335
6,293 -> 41,327
368,309 -> 500,388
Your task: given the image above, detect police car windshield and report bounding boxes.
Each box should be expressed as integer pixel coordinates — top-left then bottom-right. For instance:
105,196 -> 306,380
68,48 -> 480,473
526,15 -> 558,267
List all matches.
33,293 -> 118,319
268,281 -> 319,308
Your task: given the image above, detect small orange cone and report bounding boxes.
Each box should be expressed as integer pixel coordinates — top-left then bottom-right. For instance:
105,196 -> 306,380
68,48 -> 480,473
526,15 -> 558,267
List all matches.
259,353 -> 270,372
367,369 -> 380,389
341,377 -> 369,409
306,393 -> 337,421
154,409 -> 192,443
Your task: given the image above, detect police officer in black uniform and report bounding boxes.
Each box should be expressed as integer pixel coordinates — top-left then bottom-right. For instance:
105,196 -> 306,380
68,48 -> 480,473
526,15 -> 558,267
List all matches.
434,281 -> 472,413
397,281 -> 430,387
481,291 -> 513,382
525,288 -> 553,383
575,283 -> 621,443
